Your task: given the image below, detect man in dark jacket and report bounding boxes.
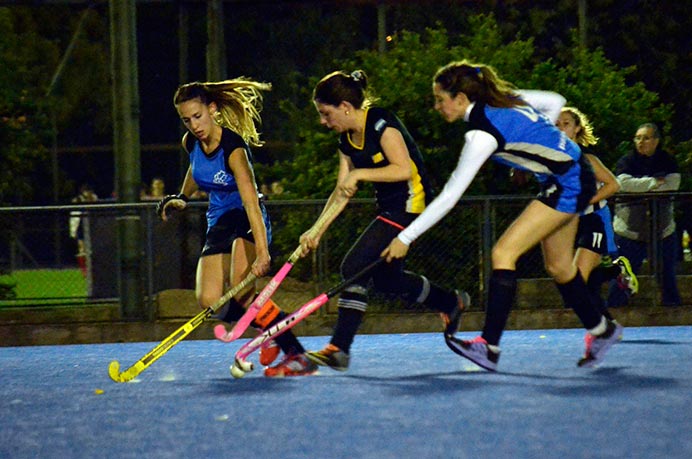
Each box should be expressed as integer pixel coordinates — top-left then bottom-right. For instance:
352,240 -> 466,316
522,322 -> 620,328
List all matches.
607,123 -> 681,307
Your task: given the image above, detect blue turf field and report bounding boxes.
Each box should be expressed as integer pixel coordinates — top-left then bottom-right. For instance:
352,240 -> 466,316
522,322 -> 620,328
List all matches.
2,326 -> 691,459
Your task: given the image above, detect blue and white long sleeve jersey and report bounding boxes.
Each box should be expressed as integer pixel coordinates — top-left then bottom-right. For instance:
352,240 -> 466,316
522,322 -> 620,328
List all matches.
398,90 -> 575,245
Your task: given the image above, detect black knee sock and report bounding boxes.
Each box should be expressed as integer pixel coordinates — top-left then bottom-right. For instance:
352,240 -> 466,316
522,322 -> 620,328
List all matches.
555,271 -> 603,329
481,270 -> 517,346
219,299 -> 245,323
586,277 -> 613,321
589,264 -> 620,285
331,307 -> 365,354
421,281 -> 458,314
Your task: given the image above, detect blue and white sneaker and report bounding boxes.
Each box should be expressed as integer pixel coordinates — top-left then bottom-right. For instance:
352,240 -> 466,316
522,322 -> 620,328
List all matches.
578,320 -> 624,368
445,335 -> 500,371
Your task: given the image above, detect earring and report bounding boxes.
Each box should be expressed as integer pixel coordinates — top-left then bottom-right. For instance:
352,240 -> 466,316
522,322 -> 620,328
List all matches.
345,110 -> 350,115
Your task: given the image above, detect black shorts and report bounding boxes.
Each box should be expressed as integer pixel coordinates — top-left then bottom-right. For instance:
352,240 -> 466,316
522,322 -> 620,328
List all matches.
201,206 -> 272,256
576,212 -> 608,255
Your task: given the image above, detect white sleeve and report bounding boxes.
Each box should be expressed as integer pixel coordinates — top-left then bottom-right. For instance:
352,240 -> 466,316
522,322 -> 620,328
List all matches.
515,90 -> 566,123
397,130 -> 498,245
617,173 -> 659,192
656,172 -> 681,191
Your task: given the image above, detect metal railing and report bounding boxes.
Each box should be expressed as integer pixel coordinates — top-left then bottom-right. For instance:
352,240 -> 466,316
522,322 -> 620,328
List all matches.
1,193 -> 691,314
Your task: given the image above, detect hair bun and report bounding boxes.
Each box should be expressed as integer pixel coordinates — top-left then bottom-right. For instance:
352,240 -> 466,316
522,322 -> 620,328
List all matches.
351,70 -> 364,82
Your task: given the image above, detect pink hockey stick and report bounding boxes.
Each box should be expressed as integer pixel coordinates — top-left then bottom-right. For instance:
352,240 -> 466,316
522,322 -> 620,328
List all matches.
213,245 -> 303,342
214,201 -> 342,343
230,258 -> 384,375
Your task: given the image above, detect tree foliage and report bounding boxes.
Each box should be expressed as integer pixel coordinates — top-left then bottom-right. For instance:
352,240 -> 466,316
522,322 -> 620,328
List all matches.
0,8 -> 54,204
267,14 -> 672,200
528,36 -> 673,169
0,6 -> 110,204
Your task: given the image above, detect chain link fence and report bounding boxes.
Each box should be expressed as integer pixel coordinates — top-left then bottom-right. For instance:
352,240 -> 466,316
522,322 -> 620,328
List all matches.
1,194 -> 691,314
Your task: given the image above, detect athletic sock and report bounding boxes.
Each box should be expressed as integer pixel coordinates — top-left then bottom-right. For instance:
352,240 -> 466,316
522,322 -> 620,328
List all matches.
586,276 -> 613,320
330,307 -> 365,354
76,254 -> 87,277
587,316 -> 608,336
329,288 -> 367,354
419,276 -> 457,314
217,299 -> 246,323
481,269 -> 517,346
589,264 -> 620,285
555,271 -> 602,330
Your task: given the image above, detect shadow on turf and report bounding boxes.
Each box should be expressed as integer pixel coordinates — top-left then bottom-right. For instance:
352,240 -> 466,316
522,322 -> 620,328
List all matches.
339,365 -> 679,397
540,366 -> 680,396
204,377 -> 299,394
618,339 -> 684,345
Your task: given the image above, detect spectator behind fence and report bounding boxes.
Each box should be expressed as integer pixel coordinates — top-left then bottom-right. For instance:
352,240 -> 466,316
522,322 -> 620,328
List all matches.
69,183 -> 98,278
141,177 -> 166,201
606,123 -> 682,307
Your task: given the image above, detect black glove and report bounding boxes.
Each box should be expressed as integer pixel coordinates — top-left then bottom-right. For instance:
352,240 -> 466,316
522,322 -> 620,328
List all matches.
156,194 -> 189,219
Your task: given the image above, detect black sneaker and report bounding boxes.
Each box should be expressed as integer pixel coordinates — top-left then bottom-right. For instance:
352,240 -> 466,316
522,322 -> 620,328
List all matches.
441,290 -> 470,338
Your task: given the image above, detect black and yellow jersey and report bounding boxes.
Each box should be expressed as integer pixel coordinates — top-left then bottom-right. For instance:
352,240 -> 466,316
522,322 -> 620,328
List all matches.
338,107 -> 433,214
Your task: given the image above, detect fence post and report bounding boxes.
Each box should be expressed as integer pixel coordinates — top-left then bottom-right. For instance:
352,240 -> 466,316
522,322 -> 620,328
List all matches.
481,198 -> 493,311
117,214 -> 145,320
650,197 -> 659,305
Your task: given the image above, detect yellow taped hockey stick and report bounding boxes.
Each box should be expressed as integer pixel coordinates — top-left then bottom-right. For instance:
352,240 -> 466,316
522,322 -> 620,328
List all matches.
109,195 -> 346,382
108,273 -> 256,383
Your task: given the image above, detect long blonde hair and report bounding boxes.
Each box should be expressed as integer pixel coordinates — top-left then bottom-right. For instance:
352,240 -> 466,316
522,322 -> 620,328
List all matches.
174,78 -> 271,147
561,106 -> 599,147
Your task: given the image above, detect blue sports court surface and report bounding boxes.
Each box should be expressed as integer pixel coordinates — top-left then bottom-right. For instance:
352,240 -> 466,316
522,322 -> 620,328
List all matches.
2,326 -> 691,459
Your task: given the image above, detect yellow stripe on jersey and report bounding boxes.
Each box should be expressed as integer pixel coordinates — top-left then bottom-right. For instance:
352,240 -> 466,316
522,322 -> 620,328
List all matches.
407,159 -> 426,213
372,152 -> 384,163
346,107 -> 370,150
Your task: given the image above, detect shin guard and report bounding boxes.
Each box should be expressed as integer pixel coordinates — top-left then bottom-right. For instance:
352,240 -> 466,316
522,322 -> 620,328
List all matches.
252,299 -> 282,330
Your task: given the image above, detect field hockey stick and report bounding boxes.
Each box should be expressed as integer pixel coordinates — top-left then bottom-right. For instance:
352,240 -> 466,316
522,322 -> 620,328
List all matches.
213,199 -> 343,343
212,245 -> 304,343
108,273 -> 256,383
230,257 -> 384,378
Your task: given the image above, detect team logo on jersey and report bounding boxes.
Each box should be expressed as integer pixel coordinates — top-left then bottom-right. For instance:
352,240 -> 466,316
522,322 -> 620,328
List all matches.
213,170 -> 231,186
374,119 -> 387,132
372,152 -> 384,163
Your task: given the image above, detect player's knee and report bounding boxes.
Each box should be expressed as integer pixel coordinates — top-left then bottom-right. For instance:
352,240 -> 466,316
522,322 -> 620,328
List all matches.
491,244 -> 518,268
197,291 -> 220,310
340,253 -> 369,280
544,261 -> 575,283
372,275 -> 397,294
